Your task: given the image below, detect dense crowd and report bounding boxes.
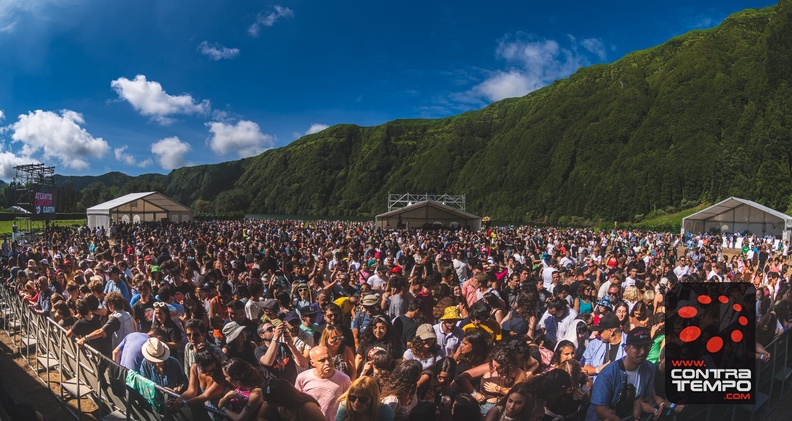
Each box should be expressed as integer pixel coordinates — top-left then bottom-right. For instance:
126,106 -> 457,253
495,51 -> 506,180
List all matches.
2,220 -> 790,421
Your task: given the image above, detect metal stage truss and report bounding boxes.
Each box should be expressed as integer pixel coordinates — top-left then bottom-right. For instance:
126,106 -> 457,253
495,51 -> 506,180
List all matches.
387,193 -> 466,212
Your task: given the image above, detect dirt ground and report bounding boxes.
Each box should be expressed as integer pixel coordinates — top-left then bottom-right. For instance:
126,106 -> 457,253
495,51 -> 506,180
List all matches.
0,324 -> 99,420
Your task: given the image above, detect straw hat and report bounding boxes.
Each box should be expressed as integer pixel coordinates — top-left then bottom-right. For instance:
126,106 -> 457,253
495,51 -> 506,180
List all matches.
142,337 -> 170,363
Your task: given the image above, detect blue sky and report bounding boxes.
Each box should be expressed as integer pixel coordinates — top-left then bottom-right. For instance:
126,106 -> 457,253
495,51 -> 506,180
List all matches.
0,0 -> 778,178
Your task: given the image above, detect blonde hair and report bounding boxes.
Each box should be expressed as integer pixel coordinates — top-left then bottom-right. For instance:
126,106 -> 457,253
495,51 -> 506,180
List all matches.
337,377 -> 381,421
623,286 -> 642,302
319,324 -> 344,348
642,290 -> 655,302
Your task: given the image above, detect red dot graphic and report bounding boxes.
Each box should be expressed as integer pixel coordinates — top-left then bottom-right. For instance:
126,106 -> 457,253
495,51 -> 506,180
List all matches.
680,326 -> 702,342
739,316 -> 748,326
733,304 -> 742,312
719,296 -> 729,304
707,336 -> 724,353
732,330 -> 743,342
698,296 -> 712,305
678,306 -> 697,319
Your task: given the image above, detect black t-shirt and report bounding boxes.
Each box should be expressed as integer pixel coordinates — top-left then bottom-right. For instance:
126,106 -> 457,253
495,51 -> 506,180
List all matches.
171,281 -> 193,297
254,341 -> 298,384
72,317 -> 112,356
392,315 -> 420,349
132,298 -> 157,333
153,318 -> 183,346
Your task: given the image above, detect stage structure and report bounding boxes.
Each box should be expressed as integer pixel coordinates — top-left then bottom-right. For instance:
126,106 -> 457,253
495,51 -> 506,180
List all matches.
388,193 -> 466,212
12,163 -> 57,235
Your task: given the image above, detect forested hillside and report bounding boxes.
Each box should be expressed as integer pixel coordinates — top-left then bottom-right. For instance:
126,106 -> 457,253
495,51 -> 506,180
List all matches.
54,1 -> 792,223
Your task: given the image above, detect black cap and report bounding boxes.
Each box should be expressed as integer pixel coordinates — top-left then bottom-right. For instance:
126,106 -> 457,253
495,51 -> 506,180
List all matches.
625,326 -> 653,346
299,305 -> 318,317
592,313 -> 620,332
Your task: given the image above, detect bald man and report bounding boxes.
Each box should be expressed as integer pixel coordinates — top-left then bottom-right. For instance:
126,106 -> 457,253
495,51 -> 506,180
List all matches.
294,346 -> 351,421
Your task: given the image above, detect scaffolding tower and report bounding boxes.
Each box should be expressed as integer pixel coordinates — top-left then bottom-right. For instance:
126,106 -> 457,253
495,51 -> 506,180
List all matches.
12,163 -> 56,236
387,193 -> 466,212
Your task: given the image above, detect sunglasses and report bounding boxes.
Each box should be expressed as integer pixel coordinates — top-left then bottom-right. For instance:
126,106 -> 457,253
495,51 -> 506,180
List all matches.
298,288 -> 307,292
153,302 -> 168,308
329,336 -> 344,343
348,394 -> 370,404
261,326 -> 275,333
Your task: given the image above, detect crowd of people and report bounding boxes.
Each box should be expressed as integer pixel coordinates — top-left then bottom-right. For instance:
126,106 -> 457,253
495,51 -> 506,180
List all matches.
2,220 -> 790,421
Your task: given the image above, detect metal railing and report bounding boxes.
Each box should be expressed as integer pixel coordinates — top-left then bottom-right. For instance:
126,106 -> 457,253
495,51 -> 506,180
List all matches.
0,285 -> 228,421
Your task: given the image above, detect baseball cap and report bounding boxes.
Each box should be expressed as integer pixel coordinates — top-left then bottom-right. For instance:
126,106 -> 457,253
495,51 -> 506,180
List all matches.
415,324 -> 437,341
592,313 -> 621,332
361,294 -> 380,307
262,299 -> 279,312
625,326 -> 653,346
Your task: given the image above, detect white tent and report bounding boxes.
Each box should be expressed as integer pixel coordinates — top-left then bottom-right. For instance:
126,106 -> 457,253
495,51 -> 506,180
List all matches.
86,192 -> 193,229
681,197 -> 792,242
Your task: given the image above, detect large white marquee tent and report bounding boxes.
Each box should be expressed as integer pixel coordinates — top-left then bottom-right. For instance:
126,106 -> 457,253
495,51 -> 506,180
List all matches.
681,197 -> 792,242
87,192 -> 193,230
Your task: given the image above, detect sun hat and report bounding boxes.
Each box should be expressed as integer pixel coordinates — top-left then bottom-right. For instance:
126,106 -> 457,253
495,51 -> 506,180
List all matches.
439,306 -> 461,321
142,337 -> 170,363
222,322 -> 246,343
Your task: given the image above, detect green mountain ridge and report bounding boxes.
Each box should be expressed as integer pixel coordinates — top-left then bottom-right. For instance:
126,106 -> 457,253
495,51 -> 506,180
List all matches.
57,1 -> 792,222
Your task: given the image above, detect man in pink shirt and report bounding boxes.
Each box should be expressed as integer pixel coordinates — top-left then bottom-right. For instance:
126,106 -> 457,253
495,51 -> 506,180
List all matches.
461,272 -> 486,308
294,345 -> 351,421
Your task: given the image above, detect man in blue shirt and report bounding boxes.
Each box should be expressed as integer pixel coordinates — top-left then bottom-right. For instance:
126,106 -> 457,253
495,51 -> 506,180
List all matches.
104,265 -> 131,302
585,327 -> 658,421
581,313 -> 626,382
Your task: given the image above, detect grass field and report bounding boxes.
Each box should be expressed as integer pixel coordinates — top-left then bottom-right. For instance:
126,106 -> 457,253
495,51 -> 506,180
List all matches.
0,219 -> 86,236
630,203 -> 712,230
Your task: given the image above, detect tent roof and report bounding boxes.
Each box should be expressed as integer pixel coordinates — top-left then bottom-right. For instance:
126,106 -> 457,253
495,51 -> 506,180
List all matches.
682,197 -> 792,223
376,200 -> 480,220
87,192 -> 191,213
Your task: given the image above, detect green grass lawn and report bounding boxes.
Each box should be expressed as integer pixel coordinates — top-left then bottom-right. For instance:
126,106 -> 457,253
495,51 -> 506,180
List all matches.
0,219 -> 86,236
631,203 -> 711,230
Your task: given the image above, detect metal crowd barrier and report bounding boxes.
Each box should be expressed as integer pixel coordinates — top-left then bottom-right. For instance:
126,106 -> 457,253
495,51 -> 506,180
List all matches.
0,285 -> 228,421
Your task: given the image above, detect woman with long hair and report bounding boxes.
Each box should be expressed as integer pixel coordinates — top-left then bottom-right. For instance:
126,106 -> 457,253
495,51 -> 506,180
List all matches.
336,376 -> 394,421
541,361 -> 589,421
452,330 -> 491,375
182,291 -> 210,329
218,358 -> 264,421
320,324 -> 357,380
452,347 -> 527,415
483,382 -> 534,421
613,301 -> 630,332
549,340 -> 575,367
152,301 -> 184,351
572,281 -> 594,315
355,314 -> 401,373
257,377 -> 325,421
416,357 -> 457,404
381,360 -> 423,420
629,302 -> 650,331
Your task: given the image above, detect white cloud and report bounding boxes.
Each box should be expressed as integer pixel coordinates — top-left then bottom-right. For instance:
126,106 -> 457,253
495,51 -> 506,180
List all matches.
0,110 -> 4,121
9,109 -> 109,170
207,120 -> 273,158
467,34 -> 608,102
111,75 -> 210,124
0,150 -> 37,179
151,137 -> 190,170
198,41 -> 240,61
248,5 -> 294,37
114,145 -> 151,168
581,38 -> 606,60
305,123 -> 329,135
